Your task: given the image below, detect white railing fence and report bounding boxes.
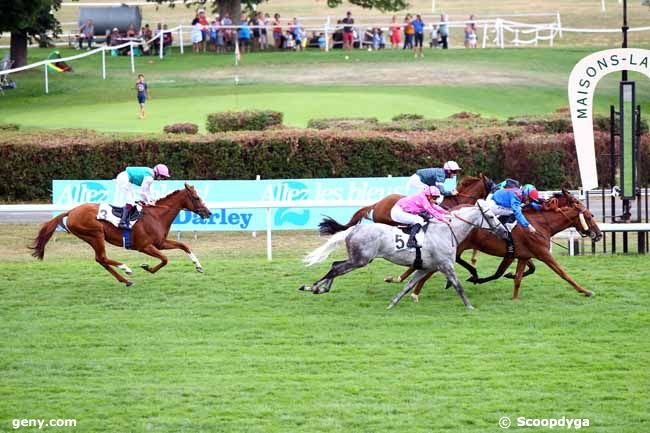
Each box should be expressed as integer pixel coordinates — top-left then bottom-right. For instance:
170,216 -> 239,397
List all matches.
1,201 -> 648,260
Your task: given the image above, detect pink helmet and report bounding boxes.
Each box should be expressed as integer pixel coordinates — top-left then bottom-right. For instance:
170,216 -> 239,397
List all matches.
424,185 -> 441,197
153,163 -> 170,177
443,161 -> 461,171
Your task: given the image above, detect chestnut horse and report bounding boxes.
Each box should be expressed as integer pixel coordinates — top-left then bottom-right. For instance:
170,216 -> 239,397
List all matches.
319,174 -> 495,234
30,183 -> 212,286
388,190 -> 602,305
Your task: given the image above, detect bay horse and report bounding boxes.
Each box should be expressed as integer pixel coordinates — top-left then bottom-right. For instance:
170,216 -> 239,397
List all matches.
318,174 -> 495,235
388,190 -> 602,306
30,183 -> 212,286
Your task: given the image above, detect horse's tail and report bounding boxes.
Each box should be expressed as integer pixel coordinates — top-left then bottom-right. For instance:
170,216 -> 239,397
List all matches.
319,205 -> 374,235
30,212 -> 69,260
304,226 -> 355,267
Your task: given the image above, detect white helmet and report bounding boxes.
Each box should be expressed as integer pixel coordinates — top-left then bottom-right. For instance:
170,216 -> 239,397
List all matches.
443,161 -> 461,171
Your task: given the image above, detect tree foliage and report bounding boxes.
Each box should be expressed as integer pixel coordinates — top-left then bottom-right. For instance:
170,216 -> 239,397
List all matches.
0,0 -> 61,41
148,0 -> 409,15
0,0 -> 61,67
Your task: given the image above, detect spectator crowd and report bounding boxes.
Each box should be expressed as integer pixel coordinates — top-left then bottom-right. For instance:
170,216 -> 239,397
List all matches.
76,10 -> 481,56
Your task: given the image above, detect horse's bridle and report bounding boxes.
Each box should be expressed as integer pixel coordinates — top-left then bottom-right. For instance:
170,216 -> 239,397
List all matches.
542,198 -> 593,238
450,202 -> 501,236
185,188 -> 202,211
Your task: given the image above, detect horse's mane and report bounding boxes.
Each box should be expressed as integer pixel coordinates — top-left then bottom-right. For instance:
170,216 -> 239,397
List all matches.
457,175 -> 479,190
149,189 -> 184,206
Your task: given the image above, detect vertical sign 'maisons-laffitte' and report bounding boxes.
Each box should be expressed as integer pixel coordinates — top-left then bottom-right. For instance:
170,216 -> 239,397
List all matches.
568,48 -> 650,190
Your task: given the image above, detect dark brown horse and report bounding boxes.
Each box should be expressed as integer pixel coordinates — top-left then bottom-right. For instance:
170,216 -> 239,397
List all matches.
30,183 -> 212,286
319,174 -> 495,234
389,190 -> 602,305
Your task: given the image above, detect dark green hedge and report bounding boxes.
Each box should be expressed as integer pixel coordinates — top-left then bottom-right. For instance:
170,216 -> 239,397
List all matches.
163,123 -> 199,134
206,110 -> 283,133
1,127 -> 648,201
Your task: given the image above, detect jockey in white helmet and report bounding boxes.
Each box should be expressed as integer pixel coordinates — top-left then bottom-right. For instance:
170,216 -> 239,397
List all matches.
408,160 -> 461,197
114,163 -> 170,229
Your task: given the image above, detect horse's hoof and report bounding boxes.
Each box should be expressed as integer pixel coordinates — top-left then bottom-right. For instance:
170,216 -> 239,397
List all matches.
585,291 -> 594,297
466,276 -> 478,284
196,266 -> 204,273
298,285 -> 311,292
411,293 -> 419,302
126,280 -> 133,287
140,264 -> 150,271
384,277 -> 394,283
504,272 -> 515,279
386,302 -> 395,310
466,304 -> 475,310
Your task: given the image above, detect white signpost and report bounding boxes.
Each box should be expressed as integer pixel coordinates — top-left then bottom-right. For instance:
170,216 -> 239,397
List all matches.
567,48 -> 650,191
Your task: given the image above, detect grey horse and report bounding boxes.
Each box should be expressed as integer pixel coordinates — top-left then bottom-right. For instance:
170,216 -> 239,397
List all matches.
300,200 -> 509,310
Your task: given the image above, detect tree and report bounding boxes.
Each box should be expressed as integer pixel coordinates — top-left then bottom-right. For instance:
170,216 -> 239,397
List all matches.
0,0 -> 61,68
148,0 -> 408,22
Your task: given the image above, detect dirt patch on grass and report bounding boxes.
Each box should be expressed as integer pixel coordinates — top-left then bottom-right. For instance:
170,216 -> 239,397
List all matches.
181,61 -> 560,86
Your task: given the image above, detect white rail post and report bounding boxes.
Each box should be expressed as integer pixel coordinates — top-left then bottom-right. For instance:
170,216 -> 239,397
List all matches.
535,29 -> 538,46
44,64 -> 49,94
514,29 -> 519,46
101,48 -> 106,79
159,32 -> 164,60
482,22 -> 488,48
325,16 -> 330,52
549,28 -> 554,47
499,19 -> 505,48
130,42 -> 135,73
179,26 -> 184,54
556,11 -> 562,38
266,207 -> 272,261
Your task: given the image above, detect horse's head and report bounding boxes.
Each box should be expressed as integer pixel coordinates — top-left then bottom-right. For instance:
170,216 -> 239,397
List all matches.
479,173 -> 498,196
559,189 -> 602,242
444,175 -> 491,209
475,199 -> 509,240
183,183 -> 212,219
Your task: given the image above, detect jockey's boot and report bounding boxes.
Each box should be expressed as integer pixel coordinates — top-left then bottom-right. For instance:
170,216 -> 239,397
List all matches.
407,223 -> 422,249
118,205 -> 131,230
505,231 -> 515,257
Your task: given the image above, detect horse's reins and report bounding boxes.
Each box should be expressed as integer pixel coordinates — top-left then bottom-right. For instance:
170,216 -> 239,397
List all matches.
449,204 -> 501,246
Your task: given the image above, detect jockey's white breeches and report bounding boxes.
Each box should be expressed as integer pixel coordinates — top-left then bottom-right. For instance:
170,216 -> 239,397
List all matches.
487,199 -> 513,217
115,171 -> 136,206
390,204 -> 426,226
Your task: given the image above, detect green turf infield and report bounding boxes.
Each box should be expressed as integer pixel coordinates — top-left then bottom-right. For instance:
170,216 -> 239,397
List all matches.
0,226 -> 648,433
1,47 -> 649,133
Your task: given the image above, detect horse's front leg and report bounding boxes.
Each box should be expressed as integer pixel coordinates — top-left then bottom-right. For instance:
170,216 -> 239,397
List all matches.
387,270 -> 431,309
159,239 -> 204,273
384,267 -> 414,283
536,250 -> 593,297
438,262 -> 474,309
139,244 -> 169,274
474,256 -> 515,284
411,271 -> 435,302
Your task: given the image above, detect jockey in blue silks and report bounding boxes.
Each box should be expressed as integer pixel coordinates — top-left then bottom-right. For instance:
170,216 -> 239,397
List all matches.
489,184 -> 541,234
409,161 -> 461,197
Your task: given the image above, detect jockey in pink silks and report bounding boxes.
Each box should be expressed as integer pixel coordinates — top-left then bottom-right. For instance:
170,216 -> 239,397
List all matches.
390,185 -> 450,248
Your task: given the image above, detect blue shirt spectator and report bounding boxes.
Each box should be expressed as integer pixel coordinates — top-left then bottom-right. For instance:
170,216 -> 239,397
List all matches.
411,18 -> 425,33
239,20 -> 251,39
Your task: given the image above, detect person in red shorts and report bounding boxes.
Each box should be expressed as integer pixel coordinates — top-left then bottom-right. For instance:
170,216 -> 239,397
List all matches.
342,11 -> 354,50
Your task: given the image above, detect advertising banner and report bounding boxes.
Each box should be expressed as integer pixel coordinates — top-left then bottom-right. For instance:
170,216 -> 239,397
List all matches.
52,177 -> 410,231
